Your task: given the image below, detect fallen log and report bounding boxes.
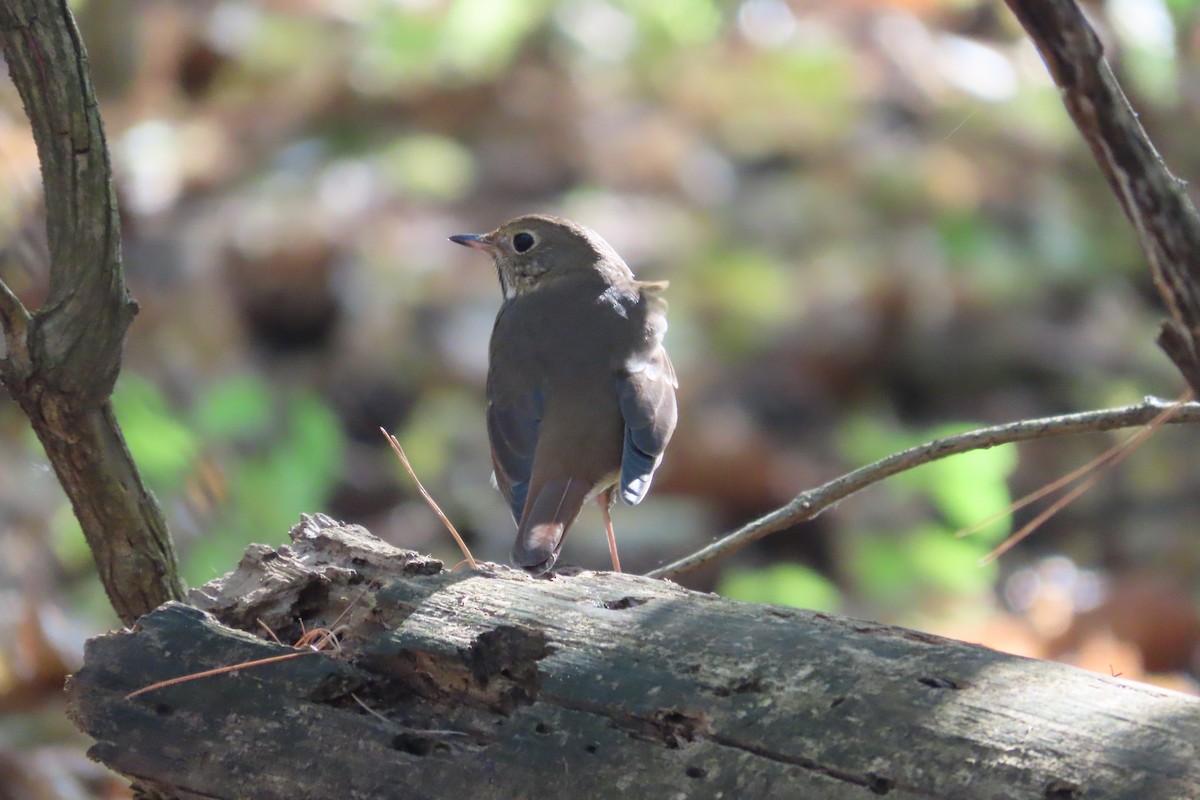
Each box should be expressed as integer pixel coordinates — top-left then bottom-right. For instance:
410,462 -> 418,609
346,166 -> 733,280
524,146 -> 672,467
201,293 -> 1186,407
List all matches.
67,514 -> 1200,799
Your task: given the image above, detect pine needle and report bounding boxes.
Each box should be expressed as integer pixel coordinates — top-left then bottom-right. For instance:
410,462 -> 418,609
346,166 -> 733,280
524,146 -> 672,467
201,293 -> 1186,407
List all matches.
381,428 -> 478,570
967,391 -> 1191,563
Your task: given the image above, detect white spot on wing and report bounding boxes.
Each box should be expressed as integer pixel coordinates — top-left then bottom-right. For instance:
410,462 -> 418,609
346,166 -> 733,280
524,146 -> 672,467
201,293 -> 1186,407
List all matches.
599,285 -> 630,318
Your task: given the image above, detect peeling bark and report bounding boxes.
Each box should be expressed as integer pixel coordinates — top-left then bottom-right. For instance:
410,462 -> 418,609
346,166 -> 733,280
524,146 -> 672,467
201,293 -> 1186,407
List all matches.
68,516 -> 1200,800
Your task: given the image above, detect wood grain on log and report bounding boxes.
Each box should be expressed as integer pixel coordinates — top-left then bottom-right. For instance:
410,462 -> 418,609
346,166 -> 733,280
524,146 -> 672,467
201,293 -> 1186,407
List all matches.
68,515 -> 1200,799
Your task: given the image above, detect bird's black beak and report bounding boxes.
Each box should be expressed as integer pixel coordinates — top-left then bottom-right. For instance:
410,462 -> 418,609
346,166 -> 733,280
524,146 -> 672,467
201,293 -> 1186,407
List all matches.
449,233 -> 494,252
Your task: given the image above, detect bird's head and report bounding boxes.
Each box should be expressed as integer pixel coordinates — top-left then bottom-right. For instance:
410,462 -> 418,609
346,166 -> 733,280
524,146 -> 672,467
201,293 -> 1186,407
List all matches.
450,214 -> 627,299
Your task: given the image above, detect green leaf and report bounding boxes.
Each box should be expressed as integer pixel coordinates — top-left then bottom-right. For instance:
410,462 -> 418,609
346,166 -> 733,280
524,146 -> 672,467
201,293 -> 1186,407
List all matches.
848,524 -> 997,606
48,504 -> 90,573
1166,0 -> 1200,13
839,416 -> 1015,544
193,375 -> 273,440
438,0 -> 546,77
183,392 -> 345,586
393,389 -> 483,483
112,375 -> 197,490
380,135 -> 476,202
906,524 -> 997,596
848,534 -> 914,607
622,0 -> 722,46
912,427 -> 1016,544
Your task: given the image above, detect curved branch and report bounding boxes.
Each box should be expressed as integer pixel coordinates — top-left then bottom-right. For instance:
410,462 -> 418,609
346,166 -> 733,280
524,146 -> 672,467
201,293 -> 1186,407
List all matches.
0,0 -> 134,395
1004,0 -> 1200,393
0,1 -> 182,622
648,398 -> 1200,579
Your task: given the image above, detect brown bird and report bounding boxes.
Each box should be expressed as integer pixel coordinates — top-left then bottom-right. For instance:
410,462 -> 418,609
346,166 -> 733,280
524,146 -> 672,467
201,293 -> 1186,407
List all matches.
450,215 -> 677,574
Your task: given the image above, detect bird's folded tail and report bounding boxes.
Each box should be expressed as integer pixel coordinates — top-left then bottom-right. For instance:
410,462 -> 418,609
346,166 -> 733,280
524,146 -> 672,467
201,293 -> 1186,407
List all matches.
512,477 -> 593,575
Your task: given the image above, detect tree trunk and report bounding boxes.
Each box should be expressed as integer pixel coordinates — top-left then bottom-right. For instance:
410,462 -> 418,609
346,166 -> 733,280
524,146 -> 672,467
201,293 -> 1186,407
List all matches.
67,515 -> 1200,800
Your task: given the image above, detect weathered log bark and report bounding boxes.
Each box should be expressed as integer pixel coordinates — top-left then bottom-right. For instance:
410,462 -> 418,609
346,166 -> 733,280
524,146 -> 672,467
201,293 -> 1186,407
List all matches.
67,515 -> 1200,800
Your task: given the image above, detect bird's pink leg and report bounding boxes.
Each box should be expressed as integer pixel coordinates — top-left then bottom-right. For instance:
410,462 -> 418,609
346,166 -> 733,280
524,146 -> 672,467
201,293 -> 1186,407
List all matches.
599,489 -> 621,573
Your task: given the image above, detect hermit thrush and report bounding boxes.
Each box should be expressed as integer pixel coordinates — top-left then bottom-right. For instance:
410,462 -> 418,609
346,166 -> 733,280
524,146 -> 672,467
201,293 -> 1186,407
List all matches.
450,215 -> 677,574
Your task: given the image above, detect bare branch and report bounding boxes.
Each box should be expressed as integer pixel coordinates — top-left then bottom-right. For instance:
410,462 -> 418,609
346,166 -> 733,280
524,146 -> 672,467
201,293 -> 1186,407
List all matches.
648,398 -> 1200,579
0,1 -> 183,622
1004,0 -> 1200,393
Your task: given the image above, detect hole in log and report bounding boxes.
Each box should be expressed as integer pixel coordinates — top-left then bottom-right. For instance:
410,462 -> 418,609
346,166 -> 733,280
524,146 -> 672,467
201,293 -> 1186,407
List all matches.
392,733 -> 445,757
602,596 -> 648,610
829,696 -> 847,708
154,703 -> 173,716
709,675 -> 765,697
626,709 -> 714,749
1045,779 -> 1081,799
917,676 -> 962,690
731,676 -> 764,694
585,743 -> 599,754
295,581 -> 330,617
463,626 -> 554,713
685,766 -> 707,779
867,774 -> 893,795
535,722 -> 552,735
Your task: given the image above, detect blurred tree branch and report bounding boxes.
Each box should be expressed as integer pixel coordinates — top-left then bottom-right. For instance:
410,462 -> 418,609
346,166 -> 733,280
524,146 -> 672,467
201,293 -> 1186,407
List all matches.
1005,0 -> 1200,393
650,397 -> 1200,578
0,0 -> 182,623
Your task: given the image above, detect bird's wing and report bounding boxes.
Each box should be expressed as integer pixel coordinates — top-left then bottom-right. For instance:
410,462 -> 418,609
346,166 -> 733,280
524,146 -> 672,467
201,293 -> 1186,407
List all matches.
486,383 -> 543,524
615,284 -> 678,505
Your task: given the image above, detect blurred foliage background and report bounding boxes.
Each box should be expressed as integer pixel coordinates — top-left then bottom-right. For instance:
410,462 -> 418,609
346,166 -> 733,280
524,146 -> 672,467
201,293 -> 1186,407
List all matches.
4,0 -> 1200,794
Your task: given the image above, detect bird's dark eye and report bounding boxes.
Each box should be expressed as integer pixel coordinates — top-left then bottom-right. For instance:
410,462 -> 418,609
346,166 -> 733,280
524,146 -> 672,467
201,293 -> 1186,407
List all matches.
513,232 -> 535,253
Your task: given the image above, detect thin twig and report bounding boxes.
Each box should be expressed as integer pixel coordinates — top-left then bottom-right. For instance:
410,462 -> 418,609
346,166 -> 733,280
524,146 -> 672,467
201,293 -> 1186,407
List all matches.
324,584 -> 374,632
0,274 -> 30,331
981,468 -> 1102,566
966,390 -> 1190,559
125,589 -> 370,700
954,445 -> 1116,541
124,649 -> 322,700
647,397 -> 1200,579
381,428 -> 478,570
0,270 -> 31,372
958,390 -> 1192,541
257,618 -> 285,646
349,693 -> 470,738
351,693 -> 395,725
